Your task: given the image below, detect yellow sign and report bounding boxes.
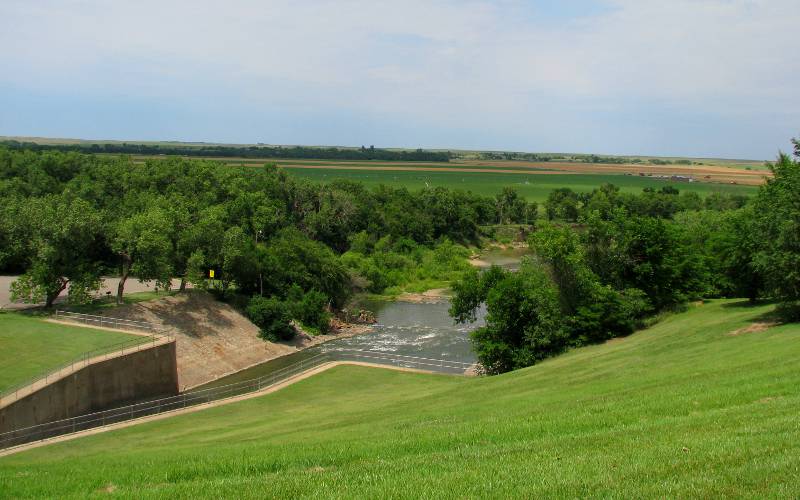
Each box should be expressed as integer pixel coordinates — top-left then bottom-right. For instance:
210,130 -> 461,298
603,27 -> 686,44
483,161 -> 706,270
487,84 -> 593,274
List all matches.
209,269 -> 215,278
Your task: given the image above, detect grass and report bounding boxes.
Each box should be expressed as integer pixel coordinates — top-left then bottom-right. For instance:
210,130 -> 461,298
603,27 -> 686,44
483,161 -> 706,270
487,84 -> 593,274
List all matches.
0,313 -> 147,393
284,168 -> 758,202
2,299 -> 799,497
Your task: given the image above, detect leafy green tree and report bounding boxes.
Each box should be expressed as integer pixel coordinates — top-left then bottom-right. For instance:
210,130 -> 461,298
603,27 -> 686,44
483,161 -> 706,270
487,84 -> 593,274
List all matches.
464,264 -> 567,374
220,226 -> 260,294
10,195 -> 103,307
545,188 -> 579,222
246,296 -> 296,341
111,207 -> 174,304
752,148 -> 800,316
495,186 -> 528,224
260,228 -> 351,307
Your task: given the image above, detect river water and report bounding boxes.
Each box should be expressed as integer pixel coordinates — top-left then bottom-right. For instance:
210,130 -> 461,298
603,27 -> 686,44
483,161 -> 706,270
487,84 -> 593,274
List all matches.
197,250 -> 527,390
198,299 -> 485,389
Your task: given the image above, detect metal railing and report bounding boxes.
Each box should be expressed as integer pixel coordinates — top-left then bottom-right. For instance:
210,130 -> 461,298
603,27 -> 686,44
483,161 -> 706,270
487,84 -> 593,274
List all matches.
0,312 -> 170,403
53,310 -> 167,335
0,349 -> 473,450
327,348 -> 474,375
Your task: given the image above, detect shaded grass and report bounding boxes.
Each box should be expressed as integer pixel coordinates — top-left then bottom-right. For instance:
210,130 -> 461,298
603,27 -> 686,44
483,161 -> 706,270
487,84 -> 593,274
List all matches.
2,300 -> 799,497
285,168 -> 757,202
0,313 -> 146,393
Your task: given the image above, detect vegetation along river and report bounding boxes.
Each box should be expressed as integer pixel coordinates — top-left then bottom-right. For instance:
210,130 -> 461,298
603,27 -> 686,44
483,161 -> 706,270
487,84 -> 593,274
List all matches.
195,250 -> 528,390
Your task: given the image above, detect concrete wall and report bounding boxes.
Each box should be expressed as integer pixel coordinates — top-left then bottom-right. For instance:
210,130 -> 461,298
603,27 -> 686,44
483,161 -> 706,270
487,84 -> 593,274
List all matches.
0,342 -> 178,433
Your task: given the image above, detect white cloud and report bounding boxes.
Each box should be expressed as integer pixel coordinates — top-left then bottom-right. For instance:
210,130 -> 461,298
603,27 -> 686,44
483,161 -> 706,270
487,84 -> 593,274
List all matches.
1,0 -> 798,155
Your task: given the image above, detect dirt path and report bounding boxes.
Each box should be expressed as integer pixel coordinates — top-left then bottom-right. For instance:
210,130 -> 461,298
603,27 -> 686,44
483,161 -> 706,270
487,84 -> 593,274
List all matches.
0,361 -> 443,458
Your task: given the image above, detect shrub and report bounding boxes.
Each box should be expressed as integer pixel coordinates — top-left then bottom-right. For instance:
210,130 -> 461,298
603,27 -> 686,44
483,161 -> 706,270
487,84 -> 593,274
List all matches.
298,290 -> 331,334
246,296 -> 295,342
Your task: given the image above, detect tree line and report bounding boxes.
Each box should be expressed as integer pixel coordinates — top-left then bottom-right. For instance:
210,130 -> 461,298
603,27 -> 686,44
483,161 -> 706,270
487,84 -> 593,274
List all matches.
0,141 -> 450,162
0,147 -> 532,339
474,151 -> 701,165
451,138 -> 800,374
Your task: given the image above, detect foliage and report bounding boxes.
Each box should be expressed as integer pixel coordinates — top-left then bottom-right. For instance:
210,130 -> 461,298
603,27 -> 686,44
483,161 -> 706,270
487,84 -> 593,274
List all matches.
751,149 -> 800,317
8,195 -> 103,307
470,265 -> 567,373
287,285 -> 331,334
111,205 -> 174,302
545,188 -> 579,221
0,147 -> 498,323
342,237 -> 472,295
452,215 -> 714,373
246,296 -> 296,342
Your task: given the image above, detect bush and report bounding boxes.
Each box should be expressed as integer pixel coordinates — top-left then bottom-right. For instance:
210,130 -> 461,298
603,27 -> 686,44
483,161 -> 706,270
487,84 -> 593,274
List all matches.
298,290 -> 331,334
284,285 -> 331,334
246,296 -> 295,342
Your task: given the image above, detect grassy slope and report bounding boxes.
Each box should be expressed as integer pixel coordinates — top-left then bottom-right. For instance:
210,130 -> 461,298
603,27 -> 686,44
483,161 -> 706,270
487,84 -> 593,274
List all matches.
2,300 -> 799,497
0,313 -> 145,393
284,168 -> 757,202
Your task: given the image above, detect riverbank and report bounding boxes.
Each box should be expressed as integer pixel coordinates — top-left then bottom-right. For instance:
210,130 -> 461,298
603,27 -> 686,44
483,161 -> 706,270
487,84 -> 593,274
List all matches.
469,243 -> 531,269
395,288 -> 451,303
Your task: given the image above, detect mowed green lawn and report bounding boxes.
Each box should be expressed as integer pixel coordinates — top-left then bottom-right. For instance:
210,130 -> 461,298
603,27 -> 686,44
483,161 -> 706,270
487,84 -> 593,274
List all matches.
0,313 -> 145,393
1,299 -> 798,497
285,168 -> 757,202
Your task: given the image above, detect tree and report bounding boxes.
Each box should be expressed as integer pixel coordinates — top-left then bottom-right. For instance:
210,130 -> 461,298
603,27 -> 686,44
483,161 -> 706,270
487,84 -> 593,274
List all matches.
261,228 -> 351,307
246,296 -> 295,341
752,147 -> 800,316
111,206 -> 174,304
453,263 -> 567,374
495,186 -> 528,224
10,195 -> 103,307
545,188 -> 579,222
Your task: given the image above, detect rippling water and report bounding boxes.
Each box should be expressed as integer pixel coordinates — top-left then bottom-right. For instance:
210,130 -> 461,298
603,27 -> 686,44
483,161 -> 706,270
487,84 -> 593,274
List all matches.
323,300 -> 483,360
195,253 -> 528,389
197,299 -> 484,389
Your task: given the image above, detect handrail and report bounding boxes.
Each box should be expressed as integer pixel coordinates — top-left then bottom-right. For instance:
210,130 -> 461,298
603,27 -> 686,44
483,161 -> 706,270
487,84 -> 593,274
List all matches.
326,348 -> 473,369
0,349 -> 474,450
0,312 -> 170,403
53,310 -> 170,335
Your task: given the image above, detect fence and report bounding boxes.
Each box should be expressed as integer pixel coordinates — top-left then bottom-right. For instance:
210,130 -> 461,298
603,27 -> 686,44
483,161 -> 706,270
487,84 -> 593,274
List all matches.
0,349 -> 473,451
53,310 -> 167,335
328,348 -> 474,375
0,311 -> 170,404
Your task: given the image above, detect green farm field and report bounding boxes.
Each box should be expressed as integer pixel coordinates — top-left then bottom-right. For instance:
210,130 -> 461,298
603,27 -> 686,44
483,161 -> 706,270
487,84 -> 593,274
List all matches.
0,313 -> 147,394
2,299 -> 798,497
284,168 -> 758,202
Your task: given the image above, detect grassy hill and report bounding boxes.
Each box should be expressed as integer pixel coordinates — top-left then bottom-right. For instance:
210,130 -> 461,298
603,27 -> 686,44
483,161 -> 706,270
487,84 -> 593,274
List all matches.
0,313 -> 147,394
2,299 -> 798,497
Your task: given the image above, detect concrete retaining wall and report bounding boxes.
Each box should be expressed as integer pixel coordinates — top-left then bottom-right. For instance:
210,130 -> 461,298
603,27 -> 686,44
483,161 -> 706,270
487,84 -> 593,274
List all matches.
0,342 -> 178,433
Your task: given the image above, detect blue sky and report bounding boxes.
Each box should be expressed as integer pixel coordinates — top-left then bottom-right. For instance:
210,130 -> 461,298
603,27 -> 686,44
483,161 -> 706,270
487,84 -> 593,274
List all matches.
1,0 -> 798,159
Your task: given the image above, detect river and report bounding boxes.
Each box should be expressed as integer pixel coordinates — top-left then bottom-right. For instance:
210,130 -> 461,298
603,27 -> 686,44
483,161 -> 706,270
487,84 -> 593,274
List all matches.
196,249 -> 527,390
197,299 -> 484,389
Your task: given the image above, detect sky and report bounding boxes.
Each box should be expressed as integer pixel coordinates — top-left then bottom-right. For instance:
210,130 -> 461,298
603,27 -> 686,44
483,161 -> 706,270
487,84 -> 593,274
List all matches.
1,0 -> 798,159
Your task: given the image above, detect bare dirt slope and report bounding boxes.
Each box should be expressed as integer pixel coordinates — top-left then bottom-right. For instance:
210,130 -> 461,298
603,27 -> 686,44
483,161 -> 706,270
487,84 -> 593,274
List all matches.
104,291 -> 370,389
